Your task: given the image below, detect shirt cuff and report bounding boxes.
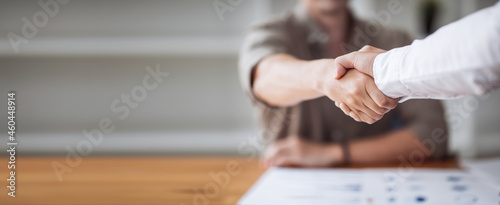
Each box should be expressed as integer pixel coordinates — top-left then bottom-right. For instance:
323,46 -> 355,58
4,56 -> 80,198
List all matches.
373,46 -> 413,102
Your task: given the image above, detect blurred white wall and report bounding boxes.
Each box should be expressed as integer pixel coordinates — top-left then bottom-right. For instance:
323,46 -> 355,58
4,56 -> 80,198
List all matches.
0,0 -> 498,156
0,0 -> 268,154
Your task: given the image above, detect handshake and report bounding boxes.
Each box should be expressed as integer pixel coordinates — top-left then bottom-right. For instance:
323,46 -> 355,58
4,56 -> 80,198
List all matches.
321,45 -> 395,124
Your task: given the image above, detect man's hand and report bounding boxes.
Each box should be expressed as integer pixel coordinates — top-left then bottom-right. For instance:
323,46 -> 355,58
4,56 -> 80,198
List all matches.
317,59 -> 397,124
334,45 -> 387,78
330,45 -> 398,123
262,137 -> 341,168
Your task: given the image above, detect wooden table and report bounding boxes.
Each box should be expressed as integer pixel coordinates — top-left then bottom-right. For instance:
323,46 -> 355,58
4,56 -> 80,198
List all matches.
0,156 -> 458,205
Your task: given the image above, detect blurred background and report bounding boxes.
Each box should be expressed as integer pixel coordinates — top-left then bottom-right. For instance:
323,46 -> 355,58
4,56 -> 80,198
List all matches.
0,0 -> 499,158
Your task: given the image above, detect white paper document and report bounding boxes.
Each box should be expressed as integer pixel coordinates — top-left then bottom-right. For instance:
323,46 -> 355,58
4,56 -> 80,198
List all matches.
238,168 -> 499,205
463,157 -> 500,191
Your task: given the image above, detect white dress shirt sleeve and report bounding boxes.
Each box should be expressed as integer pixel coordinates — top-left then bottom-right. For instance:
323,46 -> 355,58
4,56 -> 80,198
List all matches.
373,2 -> 500,102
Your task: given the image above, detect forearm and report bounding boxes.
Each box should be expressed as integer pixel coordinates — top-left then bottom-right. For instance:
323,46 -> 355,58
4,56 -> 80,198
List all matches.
345,128 -> 430,164
374,2 -> 500,101
254,53 -> 391,123
253,54 -> 330,106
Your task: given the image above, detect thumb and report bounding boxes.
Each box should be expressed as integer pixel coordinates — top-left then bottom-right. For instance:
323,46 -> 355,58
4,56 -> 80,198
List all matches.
336,52 -> 375,78
334,64 -> 347,79
334,52 -> 357,79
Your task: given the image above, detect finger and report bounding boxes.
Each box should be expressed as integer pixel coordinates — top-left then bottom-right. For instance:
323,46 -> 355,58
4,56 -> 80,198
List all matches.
262,143 -> 283,167
263,155 -> 276,168
340,94 -> 366,120
349,111 -> 361,122
360,104 -> 382,122
357,111 -> 376,124
339,102 -> 351,116
269,145 -> 290,167
334,62 -> 348,79
358,96 -> 383,120
335,101 -> 340,107
365,81 -> 398,110
363,85 -> 387,115
273,156 -> 294,167
265,152 -> 279,167
347,103 -> 364,122
363,99 -> 386,116
348,99 -> 378,123
261,150 -> 273,168
347,91 -> 381,121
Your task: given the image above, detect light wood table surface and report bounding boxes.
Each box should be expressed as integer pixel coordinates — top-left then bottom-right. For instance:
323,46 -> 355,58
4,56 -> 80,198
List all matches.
0,156 -> 458,205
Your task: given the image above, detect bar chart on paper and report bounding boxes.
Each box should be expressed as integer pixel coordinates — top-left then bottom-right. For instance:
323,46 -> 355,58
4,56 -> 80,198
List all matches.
238,168 -> 499,205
